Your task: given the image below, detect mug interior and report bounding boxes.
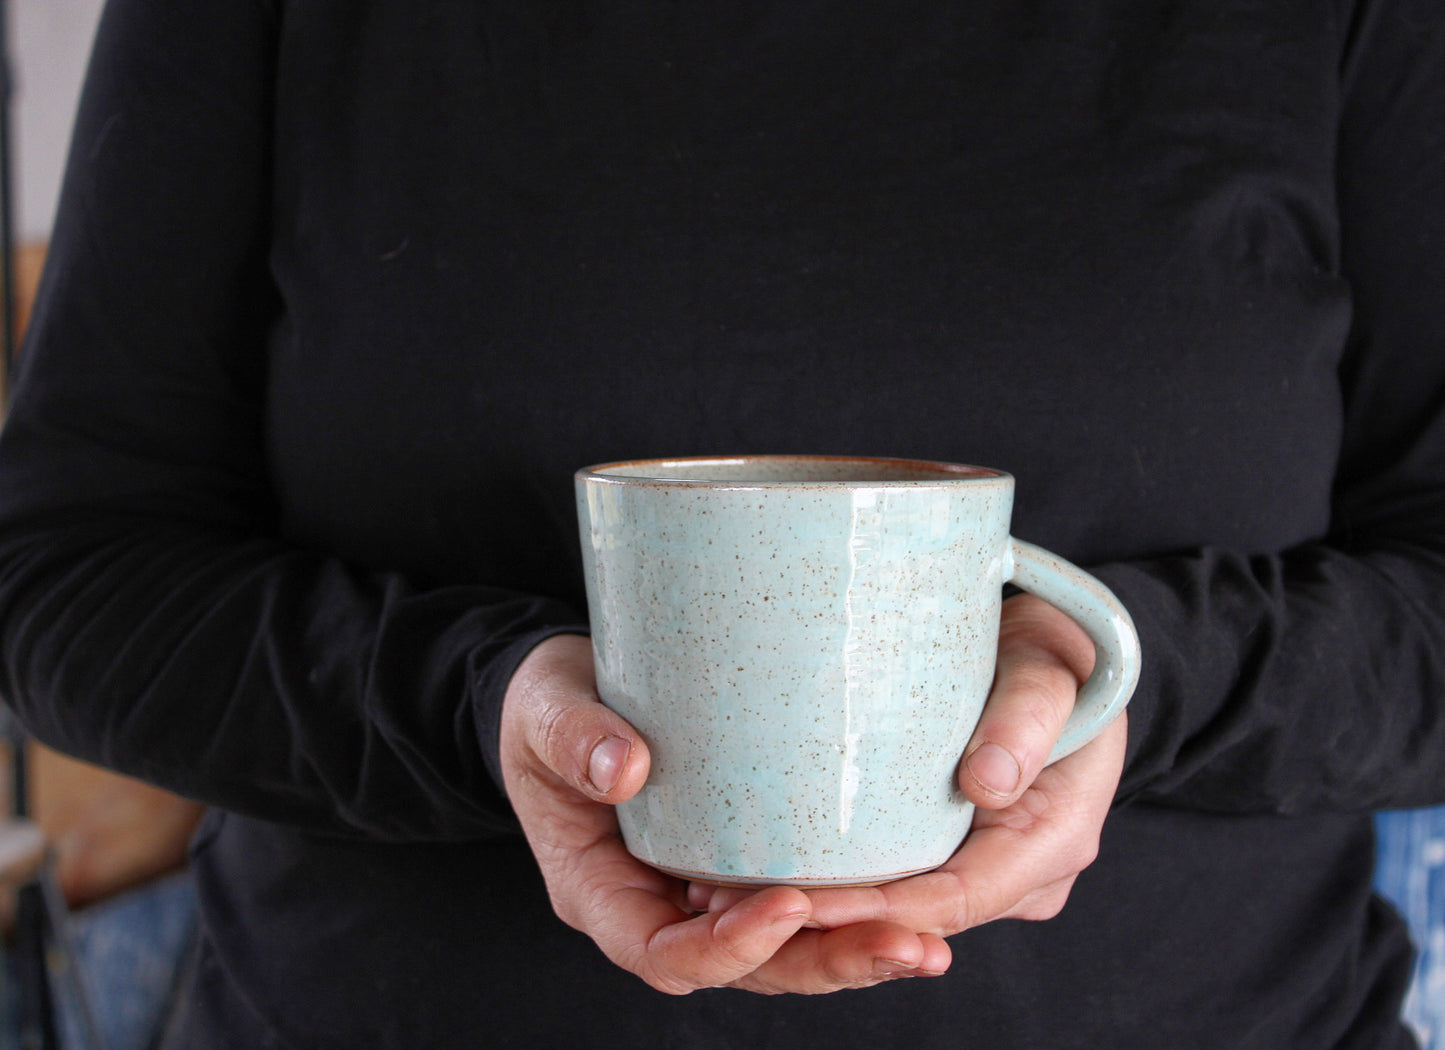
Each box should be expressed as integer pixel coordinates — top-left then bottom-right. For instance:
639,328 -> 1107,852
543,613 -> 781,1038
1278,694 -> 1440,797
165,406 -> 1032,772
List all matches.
582,455 -> 1005,485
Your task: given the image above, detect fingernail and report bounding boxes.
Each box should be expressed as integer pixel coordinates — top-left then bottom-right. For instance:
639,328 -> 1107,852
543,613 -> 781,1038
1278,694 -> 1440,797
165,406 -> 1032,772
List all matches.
967,742 -> 1021,798
587,736 -> 631,794
773,910 -> 812,929
874,958 -> 916,976
686,882 -> 716,912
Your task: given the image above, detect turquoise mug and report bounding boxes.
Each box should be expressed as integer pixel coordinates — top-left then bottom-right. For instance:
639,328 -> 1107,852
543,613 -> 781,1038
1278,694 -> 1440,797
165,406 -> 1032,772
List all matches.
575,456 -> 1140,887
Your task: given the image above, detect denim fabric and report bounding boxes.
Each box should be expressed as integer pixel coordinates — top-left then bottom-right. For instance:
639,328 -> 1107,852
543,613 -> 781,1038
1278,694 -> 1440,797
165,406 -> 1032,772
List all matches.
3,871 -> 197,1050
1376,808 -> 1445,1050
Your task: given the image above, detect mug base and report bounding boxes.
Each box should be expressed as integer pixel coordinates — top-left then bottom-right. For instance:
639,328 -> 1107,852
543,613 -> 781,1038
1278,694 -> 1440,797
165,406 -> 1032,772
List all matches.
646,860 -> 941,889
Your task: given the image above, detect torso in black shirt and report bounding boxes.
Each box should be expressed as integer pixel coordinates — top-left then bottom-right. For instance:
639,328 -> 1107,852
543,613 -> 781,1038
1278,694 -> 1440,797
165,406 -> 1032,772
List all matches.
5,2 -> 1438,1047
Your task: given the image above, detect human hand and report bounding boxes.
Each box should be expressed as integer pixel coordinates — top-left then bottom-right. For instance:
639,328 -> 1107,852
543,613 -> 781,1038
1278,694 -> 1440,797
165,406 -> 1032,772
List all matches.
499,633 -> 952,995
0,744 -> 204,929
34,745 -> 205,906
691,593 -> 1127,941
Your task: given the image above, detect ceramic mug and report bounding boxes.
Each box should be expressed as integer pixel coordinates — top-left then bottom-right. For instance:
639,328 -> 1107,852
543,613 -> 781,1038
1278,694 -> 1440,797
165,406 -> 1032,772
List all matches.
575,455 -> 1140,887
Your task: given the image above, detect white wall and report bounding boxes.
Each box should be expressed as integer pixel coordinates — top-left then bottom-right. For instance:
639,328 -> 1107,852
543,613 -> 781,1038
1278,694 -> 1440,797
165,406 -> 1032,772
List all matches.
8,0 -> 106,242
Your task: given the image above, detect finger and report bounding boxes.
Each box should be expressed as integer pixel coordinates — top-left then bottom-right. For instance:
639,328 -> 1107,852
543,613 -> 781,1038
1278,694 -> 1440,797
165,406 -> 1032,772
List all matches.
501,634 -> 651,805
686,881 -> 717,912
690,882 -> 835,934
948,713 -> 1125,929
960,594 -> 1096,809
501,636 -> 827,995
729,922 -> 953,995
607,884 -> 815,995
962,713 -> 1123,922
806,713 -> 1126,936
990,873 -> 1079,923
517,793 -> 818,999
694,882 -> 759,915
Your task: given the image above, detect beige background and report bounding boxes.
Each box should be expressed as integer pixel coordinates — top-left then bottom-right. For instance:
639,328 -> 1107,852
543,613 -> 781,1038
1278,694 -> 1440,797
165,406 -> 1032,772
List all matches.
9,0 -> 105,242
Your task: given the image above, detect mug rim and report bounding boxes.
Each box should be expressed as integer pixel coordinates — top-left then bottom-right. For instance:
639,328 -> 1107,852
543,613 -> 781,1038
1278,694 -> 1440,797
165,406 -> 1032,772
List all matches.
576,454 -> 1012,488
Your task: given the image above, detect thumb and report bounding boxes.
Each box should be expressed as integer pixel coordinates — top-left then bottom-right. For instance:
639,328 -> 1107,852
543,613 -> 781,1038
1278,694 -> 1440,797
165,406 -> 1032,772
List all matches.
535,698 -> 650,804
502,634 -> 650,805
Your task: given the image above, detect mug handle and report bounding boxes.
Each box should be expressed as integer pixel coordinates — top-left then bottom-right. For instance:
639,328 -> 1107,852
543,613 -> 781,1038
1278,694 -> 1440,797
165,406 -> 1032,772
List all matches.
1006,539 -> 1142,762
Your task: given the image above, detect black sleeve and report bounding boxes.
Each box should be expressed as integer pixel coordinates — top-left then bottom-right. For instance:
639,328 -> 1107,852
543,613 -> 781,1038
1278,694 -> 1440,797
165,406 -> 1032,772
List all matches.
0,1 -> 582,842
1104,0 -> 1445,814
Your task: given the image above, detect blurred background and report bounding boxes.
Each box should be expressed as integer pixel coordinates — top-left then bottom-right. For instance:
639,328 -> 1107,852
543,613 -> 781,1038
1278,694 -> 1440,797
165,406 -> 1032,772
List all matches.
8,0 -> 102,339
12,0 -> 101,240
3,3 -> 203,1048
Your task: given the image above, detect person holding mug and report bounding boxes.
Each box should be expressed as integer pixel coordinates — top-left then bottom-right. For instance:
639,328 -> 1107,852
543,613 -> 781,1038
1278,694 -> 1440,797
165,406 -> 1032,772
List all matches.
0,2 -> 1440,1047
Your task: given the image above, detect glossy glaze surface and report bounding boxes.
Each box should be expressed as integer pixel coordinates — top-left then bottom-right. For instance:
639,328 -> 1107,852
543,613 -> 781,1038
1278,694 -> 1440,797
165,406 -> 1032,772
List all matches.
576,456 -> 1138,885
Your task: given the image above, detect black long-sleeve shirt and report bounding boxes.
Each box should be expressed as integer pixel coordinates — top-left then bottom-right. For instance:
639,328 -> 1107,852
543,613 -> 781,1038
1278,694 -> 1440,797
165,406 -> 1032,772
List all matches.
1,1 -> 1441,1046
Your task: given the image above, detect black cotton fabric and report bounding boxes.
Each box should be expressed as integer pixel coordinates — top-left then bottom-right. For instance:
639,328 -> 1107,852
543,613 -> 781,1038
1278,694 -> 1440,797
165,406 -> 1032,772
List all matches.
0,1 -> 1441,1046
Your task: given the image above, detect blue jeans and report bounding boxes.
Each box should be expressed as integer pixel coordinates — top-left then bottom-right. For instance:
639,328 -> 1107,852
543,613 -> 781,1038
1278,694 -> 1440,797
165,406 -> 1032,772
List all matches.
3,871 -> 197,1050
1376,808 -> 1445,1050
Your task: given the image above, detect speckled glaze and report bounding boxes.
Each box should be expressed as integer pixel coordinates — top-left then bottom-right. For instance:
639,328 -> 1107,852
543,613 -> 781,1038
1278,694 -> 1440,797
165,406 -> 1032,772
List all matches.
575,456 -> 1140,887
